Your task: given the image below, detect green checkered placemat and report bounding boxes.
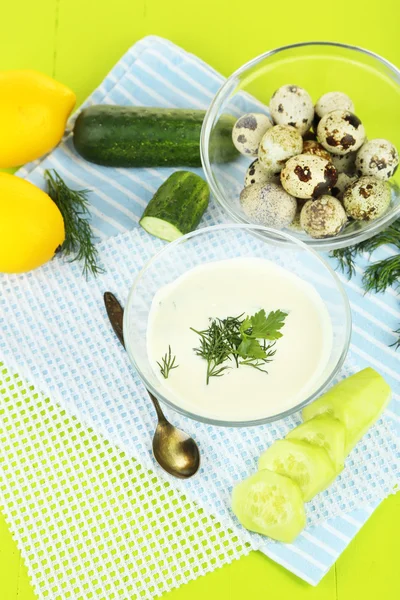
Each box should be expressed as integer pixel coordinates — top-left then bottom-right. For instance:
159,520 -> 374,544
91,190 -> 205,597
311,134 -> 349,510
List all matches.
0,363 -> 249,599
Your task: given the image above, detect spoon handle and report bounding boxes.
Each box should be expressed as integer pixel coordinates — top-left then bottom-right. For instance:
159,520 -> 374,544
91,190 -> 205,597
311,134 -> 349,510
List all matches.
104,292 -> 125,349
104,291 -> 168,424
148,391 -> 168,424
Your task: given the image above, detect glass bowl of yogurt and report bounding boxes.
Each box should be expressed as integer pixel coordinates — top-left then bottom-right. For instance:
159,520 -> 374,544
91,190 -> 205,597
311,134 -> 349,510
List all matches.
124,224 -> 351,426
201,42 -> 400,250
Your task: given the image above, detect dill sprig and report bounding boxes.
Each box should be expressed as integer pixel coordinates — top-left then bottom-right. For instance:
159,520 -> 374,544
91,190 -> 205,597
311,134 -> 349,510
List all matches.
45,169 -> 103,278
191,320 -> 234,384
331,247 -> 357,279
191,309 -> 287,384
391,328 -> 400,350
331,219 -> 400,348
157,346 -> 179,379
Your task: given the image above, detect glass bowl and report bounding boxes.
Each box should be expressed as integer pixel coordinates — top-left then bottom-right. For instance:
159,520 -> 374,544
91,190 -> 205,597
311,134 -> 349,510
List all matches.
201,42 -> 400,250
123,224 -> 351,427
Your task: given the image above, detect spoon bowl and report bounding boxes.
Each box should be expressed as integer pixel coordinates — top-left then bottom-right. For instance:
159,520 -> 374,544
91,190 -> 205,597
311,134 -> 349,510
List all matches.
153,419 -> 200,479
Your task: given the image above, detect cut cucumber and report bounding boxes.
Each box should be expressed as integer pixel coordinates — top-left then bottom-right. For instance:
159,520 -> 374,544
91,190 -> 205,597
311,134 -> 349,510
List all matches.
258,439 -> 336,502
302,368 -> 391,454
140,171 -> 210,241
286,415 -> 346,472
232,469 -> 306,542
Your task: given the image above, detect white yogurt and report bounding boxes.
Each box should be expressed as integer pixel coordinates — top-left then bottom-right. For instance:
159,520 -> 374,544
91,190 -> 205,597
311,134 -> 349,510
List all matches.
147,257 -> 332,422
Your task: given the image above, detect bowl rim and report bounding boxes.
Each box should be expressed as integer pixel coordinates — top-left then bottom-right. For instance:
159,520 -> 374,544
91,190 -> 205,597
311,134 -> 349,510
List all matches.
123,223 -> 352,427
200,41 -> 400,251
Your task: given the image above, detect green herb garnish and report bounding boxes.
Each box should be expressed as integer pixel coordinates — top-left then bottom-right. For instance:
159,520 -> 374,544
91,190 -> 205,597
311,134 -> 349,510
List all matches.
331,219 -> 400,348
45,169 -> 103,278
157,346 -> 179,379
191,309 -> 287,384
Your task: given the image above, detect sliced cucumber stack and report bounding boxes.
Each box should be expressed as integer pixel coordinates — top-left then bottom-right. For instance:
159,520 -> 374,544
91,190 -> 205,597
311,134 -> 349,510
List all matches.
286,415 -> 346,472
258,439 -> 336,502
302,367 -> 391,453
232,368 -> 391,543
232,469 -> 306,542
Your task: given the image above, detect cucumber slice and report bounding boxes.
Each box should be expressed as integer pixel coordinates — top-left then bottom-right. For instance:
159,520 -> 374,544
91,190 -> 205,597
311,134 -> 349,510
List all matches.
232,469 -> 306,542
302,368 -> 391,454
258,439 -> 336,501
286,415 -> 346,472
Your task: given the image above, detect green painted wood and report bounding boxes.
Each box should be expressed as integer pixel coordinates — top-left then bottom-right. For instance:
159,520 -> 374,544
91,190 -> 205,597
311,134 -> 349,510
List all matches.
1,0 -> 399,597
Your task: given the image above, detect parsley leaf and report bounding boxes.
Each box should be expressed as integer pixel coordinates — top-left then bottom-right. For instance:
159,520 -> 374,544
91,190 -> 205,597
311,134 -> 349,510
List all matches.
250,309 -> 288,340
237,338 -> 267,359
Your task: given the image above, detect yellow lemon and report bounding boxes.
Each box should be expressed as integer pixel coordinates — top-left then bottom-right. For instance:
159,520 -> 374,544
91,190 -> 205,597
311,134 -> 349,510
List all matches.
0,173 -> 65,273
0,70 -> 76,168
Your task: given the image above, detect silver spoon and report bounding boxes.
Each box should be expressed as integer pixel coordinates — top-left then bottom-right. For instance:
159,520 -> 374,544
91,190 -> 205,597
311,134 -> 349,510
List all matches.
104,292 -> 200,479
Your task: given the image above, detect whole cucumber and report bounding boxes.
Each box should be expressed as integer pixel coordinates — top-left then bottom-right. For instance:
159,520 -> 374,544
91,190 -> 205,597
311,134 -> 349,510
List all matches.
73,106 -> 238,167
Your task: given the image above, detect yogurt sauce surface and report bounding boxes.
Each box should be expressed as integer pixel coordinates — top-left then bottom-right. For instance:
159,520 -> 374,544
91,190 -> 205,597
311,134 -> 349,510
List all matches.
147,257 -> 333,422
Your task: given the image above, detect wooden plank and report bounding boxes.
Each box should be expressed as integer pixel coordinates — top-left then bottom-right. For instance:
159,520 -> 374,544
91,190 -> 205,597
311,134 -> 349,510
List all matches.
336,494 -> 400,599
0,3 -> 56,74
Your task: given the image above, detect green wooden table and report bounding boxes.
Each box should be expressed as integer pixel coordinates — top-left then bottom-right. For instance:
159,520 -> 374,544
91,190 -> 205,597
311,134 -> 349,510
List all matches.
1,1 -> 399,597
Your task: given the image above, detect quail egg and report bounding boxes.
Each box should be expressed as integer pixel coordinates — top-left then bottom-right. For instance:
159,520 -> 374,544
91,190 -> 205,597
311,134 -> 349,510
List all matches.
314,92 -> 354,122
343,176 -> 391,221
331,172 -> 358,200
317,110 -> 366,155
244,159 -> 280,187
331,151 -> 357,174
300,196 -> 347,238
287,200 -> 306,232
303,140 -> 332,162
258,125 -> 303,172
269,84 -> 314,135
280,154 -> 338,200
232,112 -> 273,156
355,139 -> 399,180
240,182 -> 297,229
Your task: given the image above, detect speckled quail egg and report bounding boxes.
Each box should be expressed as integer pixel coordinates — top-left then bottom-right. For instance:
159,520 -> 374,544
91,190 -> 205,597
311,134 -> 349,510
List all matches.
303,140 -> 332,162
330,151 -> 357,174
269,84 -> 314,135
287,200 -> 306,232
280,154 -> 338,200
232,112 -> 273,156
258,125 -> 303,172
317,110 -> 366,155
355,139 -> 399,180
300,196 -> 347,238
314,92 -> 354,122
331,172 -> 358,200
240,182 -> 297,229
343,176 -> 391,221
244,159 -> 280,187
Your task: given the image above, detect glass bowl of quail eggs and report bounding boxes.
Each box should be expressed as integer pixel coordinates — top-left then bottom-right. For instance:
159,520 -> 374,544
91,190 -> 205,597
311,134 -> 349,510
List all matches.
201,42 -> 400,249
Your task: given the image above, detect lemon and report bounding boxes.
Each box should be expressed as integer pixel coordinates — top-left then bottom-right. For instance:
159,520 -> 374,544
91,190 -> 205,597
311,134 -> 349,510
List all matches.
0,173 -> 65,273
0,70 -> 76,168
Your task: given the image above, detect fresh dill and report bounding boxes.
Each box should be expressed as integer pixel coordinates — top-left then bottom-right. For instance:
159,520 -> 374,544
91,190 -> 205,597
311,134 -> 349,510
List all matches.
157,346 -> 179,379
331,219 -> 400,348
45,169 -> 103,278
191,309 -> 287,384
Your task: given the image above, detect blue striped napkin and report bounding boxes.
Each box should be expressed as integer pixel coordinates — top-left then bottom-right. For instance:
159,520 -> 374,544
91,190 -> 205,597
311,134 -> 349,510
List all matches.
17,35 -> 399,585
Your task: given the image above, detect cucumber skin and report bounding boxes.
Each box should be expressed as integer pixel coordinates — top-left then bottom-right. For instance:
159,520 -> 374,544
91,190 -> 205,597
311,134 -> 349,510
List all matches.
140,171 -> 210,237
73,106 -> 238,167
